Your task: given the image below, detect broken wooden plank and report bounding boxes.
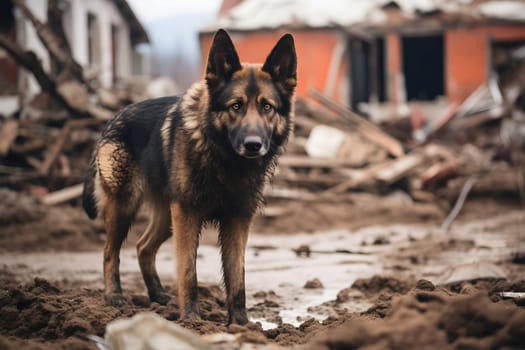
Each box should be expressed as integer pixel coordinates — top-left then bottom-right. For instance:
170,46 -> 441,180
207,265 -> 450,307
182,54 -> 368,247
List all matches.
309,89 -> 405,158
264,187 -> 317,201
446,167 -> 521,200
261,206 -> 290,217
279,155 -> 359,168
420,161 -> 458,187
86,103 -> 114,121
375,153 -> 426,186
274,172 -> 348,187
39,123 -> 72,175
0,120 -> 19,156
409,189 -> 436,203
322,171 -> 374,195
321,161 -> 390,195
39,118 -> 102,176
414,102 -> 460,144
40,183 -> 84,205
57,80 -> 89,112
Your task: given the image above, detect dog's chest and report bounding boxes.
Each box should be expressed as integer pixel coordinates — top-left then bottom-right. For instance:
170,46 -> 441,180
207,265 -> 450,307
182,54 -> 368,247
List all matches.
188,164 -> 263,218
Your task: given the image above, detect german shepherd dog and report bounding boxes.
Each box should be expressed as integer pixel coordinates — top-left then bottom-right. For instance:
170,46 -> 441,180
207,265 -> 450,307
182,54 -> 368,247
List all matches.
82,29 -> 296,324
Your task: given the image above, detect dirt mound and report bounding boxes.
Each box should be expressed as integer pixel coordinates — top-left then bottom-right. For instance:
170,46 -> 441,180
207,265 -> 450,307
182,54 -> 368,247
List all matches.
1,271 -> 524,349
351,275 -> 414,296
308,279 -> 525,350
0,272 -> 322,348
254,194 -> 443,234
0,189 -> 105,252
0,273 -> 228,349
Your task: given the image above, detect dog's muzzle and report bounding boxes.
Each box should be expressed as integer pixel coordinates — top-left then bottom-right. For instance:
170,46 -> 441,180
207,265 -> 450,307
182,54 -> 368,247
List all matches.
244,135 -> 262,153
238,135 -> 268,158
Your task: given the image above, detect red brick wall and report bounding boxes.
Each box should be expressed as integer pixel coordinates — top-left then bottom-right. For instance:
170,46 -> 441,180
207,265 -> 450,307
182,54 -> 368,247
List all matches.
446,25 -> 525,103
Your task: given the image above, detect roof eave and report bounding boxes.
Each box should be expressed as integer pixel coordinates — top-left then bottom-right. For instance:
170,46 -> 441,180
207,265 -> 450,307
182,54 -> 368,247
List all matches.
112,0 -> 150,45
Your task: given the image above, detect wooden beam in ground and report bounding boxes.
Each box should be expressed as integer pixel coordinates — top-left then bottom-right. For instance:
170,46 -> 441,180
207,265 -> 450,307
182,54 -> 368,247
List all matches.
0,120 -> 19,156
40,183 -> 84,205
39,118 -> 104,176
374,153 -> 425,186
278,155 -> 359,169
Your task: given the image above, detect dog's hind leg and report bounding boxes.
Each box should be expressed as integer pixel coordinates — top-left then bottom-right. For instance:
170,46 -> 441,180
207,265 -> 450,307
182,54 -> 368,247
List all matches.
102,197 -> 133,306
137,202 -> 171,305
97,142 -> 141,307
219,216 -> 251,325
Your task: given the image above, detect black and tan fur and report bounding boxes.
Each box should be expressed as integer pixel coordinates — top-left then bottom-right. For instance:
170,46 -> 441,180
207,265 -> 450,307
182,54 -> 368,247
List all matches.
82,29 -> 297,324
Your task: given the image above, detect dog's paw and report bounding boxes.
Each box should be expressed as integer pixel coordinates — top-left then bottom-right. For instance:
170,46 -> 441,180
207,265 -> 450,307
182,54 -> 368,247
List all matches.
104,293 -> 127,307
229,311 -> 249,325
150,292 -> 171,305
180,311 -> 201,321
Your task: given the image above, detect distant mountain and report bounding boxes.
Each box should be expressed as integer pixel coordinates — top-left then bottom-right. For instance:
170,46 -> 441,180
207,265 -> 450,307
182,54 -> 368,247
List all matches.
144,12 -> 216,88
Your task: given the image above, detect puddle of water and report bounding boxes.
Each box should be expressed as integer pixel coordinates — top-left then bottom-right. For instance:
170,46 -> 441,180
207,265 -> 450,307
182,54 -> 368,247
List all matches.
278,288 -> 339,326
251,319 -> 279,330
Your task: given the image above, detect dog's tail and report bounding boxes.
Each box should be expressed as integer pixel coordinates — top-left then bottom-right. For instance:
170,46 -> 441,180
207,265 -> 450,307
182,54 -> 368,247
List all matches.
82,157 -> 98,219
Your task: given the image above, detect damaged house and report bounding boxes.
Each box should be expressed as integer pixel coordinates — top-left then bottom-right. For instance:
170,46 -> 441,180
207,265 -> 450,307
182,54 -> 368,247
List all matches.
200,0 -> 525,118
0,0 -> 150,116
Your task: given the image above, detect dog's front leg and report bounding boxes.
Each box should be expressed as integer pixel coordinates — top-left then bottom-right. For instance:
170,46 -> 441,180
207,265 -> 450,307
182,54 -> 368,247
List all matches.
171,202 -> 201,320
219,216 -> 251,325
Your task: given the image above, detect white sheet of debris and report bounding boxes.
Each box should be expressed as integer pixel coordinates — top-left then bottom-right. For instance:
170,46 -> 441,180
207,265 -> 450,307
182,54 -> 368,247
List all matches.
101,313 -> 210,350
91,312 -> 280,350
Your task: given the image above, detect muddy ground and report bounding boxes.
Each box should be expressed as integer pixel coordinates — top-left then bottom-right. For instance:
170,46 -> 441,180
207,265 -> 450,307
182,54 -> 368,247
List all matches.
0,188 -> 524,349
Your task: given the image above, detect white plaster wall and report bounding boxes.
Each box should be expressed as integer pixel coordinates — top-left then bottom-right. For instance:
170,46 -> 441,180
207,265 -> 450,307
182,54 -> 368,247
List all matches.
117,22 -> 132,84
16,0 -> 135,93
69,0 -> 133,88
20,0 -> 50,96
2,0 -> 144,114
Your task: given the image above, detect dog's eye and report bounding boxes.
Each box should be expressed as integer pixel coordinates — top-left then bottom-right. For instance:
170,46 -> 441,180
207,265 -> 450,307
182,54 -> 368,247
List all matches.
263,103 -> 273,112
230,103 -> 241,112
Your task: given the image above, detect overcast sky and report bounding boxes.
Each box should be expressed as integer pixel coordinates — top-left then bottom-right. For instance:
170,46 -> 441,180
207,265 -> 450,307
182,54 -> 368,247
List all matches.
127,0 -> 222,23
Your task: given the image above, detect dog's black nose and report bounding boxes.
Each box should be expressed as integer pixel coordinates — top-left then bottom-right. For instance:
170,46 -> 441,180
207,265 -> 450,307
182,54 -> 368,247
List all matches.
244,136 -> 263,153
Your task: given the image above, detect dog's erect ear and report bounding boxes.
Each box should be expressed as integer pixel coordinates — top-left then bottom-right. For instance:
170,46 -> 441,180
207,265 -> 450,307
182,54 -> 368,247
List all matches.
262,34 -> 297,94
206,29 -> 242,86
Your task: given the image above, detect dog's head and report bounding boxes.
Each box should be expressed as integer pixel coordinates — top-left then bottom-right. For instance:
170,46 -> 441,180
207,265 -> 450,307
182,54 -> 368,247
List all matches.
205,29 -> 297,159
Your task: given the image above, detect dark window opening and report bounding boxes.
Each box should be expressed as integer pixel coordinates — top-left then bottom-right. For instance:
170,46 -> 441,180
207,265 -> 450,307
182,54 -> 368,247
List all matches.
349,38 -> 370,110
48,0 -> 72,77
87,12 -> 100,67
375,37 -> 386,103
0,0 -> 18,94
349,37 -> 387,111
491,39 -> 525,76
402,34 -> 444,101
111,24 -> 119,86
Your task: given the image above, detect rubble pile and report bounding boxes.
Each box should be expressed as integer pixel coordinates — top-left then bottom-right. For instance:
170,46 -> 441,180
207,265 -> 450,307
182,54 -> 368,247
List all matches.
0,0 -> 146,201
265,50 -> 525,219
